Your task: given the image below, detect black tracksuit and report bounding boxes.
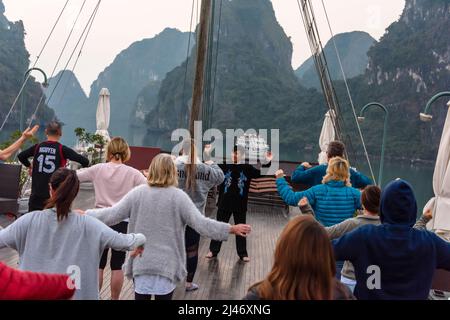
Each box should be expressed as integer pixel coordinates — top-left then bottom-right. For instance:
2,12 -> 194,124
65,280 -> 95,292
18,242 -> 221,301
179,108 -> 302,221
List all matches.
209,163 -> 263,258
18,141 -> 89,211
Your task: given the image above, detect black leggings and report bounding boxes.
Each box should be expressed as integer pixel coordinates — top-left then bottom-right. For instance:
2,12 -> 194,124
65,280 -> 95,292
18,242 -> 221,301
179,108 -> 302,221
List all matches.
185,226 -> 201,283
135,291 -> 174,301
99,221 -> 128,270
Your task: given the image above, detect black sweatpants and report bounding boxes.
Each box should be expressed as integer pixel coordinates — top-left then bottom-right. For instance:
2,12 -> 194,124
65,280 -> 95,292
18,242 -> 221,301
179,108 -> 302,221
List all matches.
209,208 -> 248,258
99,221 -> 129,270
185,226 -> 201,283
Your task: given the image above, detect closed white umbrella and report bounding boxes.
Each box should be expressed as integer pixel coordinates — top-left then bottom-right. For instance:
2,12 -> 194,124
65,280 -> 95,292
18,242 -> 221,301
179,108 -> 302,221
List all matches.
95,88 -> 111,141
318,111 -> 336,164
424,100 -> 450,239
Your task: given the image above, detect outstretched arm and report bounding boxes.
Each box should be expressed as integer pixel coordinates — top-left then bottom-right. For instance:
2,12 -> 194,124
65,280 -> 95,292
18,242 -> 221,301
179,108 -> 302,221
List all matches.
0,126 -> 39,161
179,192 -> 250,241
350,168 -> 373,189
0,263 -> 75,300
276,173 -> 316,207
291,163 -> 319,185
63,146 -> 89,167
86,189 -> 136,226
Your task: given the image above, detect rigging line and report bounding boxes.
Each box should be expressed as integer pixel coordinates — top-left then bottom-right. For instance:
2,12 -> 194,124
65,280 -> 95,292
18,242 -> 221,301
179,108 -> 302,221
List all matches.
180,0 -> 196,129
295,0 -> 341,145
209,0 -> 223,130
320,0 -> 376,184
48,0 -> 87,80
203,0 -> 216,130
56,1 -> 101,107
0,0 -> 70,132
28,0 -> 102,127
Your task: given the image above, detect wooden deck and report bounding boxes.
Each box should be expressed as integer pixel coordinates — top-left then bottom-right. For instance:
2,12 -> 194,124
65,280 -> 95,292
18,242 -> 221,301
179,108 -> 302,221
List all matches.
0,186 -> 288,300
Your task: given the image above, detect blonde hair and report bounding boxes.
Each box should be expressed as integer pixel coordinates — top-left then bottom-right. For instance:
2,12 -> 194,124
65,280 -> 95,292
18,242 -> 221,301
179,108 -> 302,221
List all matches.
181,139 -> 199,190
107,137 -> 131,162
322,157 -> 351,186
147,154 -> 178,188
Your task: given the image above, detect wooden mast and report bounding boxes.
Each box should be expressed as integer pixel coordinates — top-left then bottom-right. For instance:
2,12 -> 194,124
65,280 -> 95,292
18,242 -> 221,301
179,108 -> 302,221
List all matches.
189,0 -> 212,137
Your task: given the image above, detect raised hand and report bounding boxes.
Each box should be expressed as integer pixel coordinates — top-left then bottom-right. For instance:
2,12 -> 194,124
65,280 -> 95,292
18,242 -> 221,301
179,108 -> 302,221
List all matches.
423,209 -> 433,221
302,162 -> 312,169
298,197 -> 309,207
22,125 -> 39,140
204,144 -> 212,155
275,169 -> 285,179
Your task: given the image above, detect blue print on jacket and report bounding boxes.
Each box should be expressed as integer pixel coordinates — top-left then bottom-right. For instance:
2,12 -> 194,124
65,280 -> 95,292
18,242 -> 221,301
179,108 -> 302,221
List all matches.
238,172 -> 247,196
224,170 -> 233,194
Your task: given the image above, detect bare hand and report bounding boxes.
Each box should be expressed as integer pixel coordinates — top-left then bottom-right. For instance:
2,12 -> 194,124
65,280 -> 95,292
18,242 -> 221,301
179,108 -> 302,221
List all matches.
230,224 -> 252,237
302,162 -> 312,169
22,125 -> 39,140
204,144 -> 212,155
275,169 -> 285,179
130,246 -> 145,258
74,209 -> 86,215
265,151 -> 273,162
424,209 -> 433,221
28,164 -> 33,177
298,197 -> 309,207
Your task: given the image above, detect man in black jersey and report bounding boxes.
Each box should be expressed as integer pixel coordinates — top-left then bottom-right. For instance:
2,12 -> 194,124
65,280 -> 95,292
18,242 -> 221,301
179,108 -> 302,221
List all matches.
207,145 -> 272,262
18,121 -> 89,211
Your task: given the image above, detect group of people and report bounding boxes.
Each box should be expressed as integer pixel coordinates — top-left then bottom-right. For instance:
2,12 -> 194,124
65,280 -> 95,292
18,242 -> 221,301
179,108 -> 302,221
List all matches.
0,124 -> 449,300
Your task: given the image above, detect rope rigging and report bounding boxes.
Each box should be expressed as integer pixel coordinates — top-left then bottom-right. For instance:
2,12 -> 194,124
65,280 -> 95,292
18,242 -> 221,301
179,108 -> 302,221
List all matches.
179,0 -> 197,129
28,0 -> 102,128
56,1 -> 102,107
319,0 -> 376,184
0,0 -> 71,132
296,0 -> 376,183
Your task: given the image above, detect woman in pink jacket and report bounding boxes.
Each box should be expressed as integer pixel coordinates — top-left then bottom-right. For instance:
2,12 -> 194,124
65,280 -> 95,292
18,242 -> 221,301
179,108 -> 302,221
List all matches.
77,137 -> 147,300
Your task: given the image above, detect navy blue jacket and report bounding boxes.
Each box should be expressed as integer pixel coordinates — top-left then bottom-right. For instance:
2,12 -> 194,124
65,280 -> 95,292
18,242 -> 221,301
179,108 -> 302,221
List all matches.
333,179 -> 450,300
292,164 -> 372,189
277,178 -> 361,227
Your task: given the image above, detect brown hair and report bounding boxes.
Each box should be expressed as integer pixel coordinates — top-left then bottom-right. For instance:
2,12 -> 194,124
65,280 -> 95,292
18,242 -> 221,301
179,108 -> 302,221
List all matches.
107,137 -> 131,162
322,157 -> 351,186
251,216 -> 336,300
361,185 -> 381,214
46,121 -> 62,137
327,141 -> 345,159
45,168 -> 80,221
147,153 -> 178,188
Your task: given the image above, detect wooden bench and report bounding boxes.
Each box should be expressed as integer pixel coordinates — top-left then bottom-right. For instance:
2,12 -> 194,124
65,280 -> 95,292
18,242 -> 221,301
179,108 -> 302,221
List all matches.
0,163 -> 22,219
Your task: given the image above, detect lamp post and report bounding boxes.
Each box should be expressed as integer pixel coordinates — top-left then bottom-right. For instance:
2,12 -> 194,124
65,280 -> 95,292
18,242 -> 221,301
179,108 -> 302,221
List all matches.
420,92 -> 450,122
358,102 -> 389,187
20,68 -> 49,132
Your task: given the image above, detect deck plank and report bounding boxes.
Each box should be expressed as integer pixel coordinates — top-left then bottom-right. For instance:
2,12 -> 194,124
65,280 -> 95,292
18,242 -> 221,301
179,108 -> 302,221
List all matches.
0,188 -> 287,300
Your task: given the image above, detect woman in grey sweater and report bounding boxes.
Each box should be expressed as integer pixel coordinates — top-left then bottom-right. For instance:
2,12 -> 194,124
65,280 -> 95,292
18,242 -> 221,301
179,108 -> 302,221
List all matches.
0,169 -> 146,300
86,153 -> 251,301
176,140 -> 225,292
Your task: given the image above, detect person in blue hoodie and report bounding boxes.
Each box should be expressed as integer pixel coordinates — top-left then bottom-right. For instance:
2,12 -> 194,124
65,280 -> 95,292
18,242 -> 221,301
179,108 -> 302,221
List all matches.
276,157 -> 362,227
333,179 -> 450,300
291,141 -> 372,189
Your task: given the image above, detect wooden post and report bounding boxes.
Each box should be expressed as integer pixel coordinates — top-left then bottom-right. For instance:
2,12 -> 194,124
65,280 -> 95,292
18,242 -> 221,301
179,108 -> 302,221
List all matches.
189,0 -> 212,137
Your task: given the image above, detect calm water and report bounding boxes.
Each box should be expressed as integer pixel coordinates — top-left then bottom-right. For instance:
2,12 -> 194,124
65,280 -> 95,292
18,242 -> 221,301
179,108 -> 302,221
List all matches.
359,160 -> 434,212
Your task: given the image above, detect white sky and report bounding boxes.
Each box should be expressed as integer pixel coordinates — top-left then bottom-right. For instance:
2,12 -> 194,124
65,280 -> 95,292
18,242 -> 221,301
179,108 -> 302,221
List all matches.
4,0 -> 405,95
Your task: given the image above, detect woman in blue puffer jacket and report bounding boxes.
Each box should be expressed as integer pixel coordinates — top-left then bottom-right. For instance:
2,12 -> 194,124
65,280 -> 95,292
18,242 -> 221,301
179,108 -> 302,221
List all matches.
276,157 -> 362,227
